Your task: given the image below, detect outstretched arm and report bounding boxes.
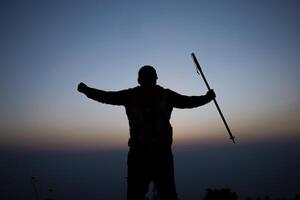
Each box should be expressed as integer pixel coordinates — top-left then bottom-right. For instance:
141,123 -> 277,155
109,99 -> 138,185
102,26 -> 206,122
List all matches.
77,82 -> 129,106
168,89 -> 216,109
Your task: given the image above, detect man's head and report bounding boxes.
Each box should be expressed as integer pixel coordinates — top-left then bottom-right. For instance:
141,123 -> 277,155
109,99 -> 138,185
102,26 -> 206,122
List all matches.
138,65 -> 158,86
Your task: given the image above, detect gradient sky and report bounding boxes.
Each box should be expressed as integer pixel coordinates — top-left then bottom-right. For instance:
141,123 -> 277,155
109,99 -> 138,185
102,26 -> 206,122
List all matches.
0,0 -> 299,199
1,0 -> 299,150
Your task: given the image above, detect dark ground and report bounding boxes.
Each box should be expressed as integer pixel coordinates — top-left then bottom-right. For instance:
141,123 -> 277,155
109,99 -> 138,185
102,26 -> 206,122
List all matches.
1,139 -> 299,200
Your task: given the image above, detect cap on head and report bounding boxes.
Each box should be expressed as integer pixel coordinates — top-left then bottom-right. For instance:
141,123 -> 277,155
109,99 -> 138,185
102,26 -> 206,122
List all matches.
138,65 -> 158,86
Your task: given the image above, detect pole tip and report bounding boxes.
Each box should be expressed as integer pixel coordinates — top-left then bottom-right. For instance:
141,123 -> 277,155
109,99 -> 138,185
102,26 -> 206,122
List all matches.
230,136 -> 236,144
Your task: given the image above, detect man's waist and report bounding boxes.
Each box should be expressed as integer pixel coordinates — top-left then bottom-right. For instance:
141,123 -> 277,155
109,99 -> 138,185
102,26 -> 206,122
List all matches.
128,137 -> 172,148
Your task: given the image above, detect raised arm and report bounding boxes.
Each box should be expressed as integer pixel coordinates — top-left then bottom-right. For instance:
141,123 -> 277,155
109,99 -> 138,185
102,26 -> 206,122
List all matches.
167,89 -> 216,109
77,82 -> 130,106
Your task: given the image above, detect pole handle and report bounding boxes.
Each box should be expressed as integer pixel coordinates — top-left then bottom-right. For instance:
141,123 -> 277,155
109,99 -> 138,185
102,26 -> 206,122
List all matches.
191,53 -> 211,90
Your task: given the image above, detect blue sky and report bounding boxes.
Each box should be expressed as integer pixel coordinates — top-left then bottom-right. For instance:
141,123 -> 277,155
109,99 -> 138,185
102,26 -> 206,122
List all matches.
1,0 -> 299,150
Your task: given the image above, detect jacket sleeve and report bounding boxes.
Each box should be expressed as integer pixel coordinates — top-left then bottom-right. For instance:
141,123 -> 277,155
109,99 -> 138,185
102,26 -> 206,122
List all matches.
82,86 -> 130,106
166,89 -> 212,109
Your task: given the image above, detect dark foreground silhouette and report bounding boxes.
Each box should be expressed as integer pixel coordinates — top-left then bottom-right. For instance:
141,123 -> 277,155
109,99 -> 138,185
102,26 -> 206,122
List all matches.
203,188 -> 300,200
78,65 -> 216,200
204,188 -> 238,200
31,176 -> 300,200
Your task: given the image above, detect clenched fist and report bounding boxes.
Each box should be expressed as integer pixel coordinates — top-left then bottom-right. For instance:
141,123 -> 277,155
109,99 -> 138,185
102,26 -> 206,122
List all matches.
77,82 -> 87,93
206,89 -> 216,101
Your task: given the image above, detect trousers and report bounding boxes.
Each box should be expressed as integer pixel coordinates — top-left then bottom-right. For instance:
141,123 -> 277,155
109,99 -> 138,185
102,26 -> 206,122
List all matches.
127,146 -> 178,200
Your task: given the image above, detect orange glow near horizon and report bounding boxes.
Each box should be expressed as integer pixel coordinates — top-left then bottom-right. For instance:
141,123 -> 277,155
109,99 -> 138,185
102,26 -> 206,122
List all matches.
2,117 -> 299,152
1,99 -> 300,151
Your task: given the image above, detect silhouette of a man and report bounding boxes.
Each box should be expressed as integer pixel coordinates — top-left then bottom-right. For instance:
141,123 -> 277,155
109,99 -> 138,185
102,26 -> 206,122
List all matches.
77,65 -> 216,200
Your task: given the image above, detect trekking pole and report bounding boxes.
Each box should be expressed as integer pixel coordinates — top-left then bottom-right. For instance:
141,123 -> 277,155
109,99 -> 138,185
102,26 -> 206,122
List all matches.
191,53 -> 236,144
